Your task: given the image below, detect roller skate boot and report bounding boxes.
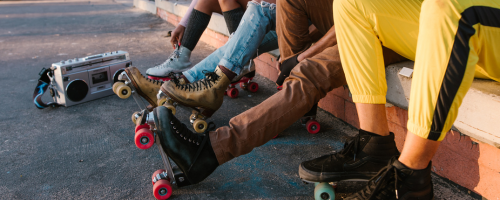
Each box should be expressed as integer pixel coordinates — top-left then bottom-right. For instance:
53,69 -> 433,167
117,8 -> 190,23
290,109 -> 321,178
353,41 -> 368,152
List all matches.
147,45 -> 192,81
133,106 -> 219,199
225,60 -> 259,98
113,66 -> 163,110
344,159 -> 434,200
299,130 -> 400,182
157,66 -> 235,133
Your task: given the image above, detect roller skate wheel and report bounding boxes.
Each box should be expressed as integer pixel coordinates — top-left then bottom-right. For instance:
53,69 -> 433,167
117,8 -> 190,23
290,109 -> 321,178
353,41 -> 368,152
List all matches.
153,179 -> 173,199
164,104 -> 176,115
314,182 -> 335,200
193,119 -> 208,133
135,124 -> 151,133
151,169 -> 167,185
248,82 -> 259,93
306,120 -> 320,134
116,85 -> 132,99
135,128 -> 154,150
239,82 -> 248,90
131,111 -> 140,124
157,98 -> 167,107
112,82 -> 125,94
227,87 -> 239,98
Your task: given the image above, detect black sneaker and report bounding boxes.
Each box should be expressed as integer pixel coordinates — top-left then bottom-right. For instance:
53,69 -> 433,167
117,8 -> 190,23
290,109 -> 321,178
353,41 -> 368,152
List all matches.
153,106 -> 219,185
299,130 -> 400,182
345,158 -> 434,200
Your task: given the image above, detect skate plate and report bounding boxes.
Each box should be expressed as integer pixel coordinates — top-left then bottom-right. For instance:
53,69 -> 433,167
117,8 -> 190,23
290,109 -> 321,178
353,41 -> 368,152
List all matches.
113,71 -> 151,111
225,76 -> 259,98
134,111 -> 192,200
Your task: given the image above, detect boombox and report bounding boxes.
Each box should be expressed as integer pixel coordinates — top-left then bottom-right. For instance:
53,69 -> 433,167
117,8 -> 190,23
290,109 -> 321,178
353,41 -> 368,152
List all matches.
34,51 -> 131,108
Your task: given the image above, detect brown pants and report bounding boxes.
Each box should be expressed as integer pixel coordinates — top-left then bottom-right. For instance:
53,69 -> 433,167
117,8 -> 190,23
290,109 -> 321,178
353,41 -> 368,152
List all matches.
276,0 -> 335,61
209,0 -> 407,165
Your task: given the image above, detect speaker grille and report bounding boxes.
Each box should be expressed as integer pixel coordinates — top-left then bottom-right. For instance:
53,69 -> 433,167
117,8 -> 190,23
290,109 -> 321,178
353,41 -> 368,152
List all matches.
66,80 -> 88,102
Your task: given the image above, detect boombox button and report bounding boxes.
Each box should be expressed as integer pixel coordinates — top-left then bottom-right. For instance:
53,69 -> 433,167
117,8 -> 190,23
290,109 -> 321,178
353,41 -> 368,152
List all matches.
63,77 -> 70,82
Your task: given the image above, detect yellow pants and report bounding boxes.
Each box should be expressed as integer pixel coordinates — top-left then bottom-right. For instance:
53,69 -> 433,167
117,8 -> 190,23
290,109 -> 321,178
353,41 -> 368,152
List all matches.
333,0 -> 500,141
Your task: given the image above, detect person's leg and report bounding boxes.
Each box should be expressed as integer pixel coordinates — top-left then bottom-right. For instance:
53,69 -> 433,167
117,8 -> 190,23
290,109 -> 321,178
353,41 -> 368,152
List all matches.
334,0 -> 421,138
343,0 -> 500,199
276,0 -> 334,61
219,0 -> 249,34
217,1 -> 276,75
403,0 -> 500,169
211,45 -> 346,163
182,31 -> 278,83
180,0 -> 222,52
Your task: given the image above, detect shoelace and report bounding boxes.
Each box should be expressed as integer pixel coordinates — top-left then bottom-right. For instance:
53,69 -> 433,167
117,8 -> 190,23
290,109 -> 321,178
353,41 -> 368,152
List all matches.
169,113 -> 204,145
174,70 -> 220,92
351,158 -> 401,200
326,135 -> 361,162
155,47 -> 181,69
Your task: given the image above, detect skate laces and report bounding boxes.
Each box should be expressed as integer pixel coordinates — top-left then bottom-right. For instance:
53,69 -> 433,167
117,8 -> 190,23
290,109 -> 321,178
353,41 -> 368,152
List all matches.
350,158 -> 402,200
327,135 -> 361,161
169,110 -> 206,145
155,47 -> 181,69
174,70 -> 220,92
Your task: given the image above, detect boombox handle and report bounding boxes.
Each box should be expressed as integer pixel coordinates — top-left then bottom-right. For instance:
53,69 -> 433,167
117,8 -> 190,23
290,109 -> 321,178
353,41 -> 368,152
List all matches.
33,68 -> 62,109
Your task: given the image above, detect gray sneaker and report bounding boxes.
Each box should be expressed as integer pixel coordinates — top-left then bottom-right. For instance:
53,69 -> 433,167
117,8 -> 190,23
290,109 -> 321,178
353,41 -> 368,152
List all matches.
147,45 -> 192,77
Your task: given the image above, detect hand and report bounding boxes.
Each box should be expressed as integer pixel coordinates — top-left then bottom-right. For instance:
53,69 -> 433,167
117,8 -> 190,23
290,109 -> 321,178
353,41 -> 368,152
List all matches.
170,25 -> 186,49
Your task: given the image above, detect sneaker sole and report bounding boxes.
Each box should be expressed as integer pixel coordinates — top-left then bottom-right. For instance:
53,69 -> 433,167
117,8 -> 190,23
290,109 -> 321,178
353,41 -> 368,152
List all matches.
298,163 -> 377,182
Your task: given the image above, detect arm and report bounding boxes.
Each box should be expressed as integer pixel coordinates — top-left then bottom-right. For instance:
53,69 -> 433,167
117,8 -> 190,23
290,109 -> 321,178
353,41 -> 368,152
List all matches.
171,0 -> 199,48
297,25 -> 337,62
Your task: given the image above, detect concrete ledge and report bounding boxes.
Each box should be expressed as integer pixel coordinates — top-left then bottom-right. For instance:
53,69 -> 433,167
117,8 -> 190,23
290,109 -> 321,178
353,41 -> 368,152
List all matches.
386,61 -> 500,148
134,0 -> 157,14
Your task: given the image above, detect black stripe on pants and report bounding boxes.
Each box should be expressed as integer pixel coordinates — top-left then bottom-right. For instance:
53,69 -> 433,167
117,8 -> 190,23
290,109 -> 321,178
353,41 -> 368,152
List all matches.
428,6 -> 500,140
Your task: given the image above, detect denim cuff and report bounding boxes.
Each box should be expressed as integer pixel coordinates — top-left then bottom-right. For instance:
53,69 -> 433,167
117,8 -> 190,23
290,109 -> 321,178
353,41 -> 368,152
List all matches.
182,70 -> 196,83
219,58 -> 241,75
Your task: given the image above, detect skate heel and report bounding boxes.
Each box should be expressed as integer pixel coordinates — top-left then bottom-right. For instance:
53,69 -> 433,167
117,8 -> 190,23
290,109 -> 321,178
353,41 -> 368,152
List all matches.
225,71 -> 259,98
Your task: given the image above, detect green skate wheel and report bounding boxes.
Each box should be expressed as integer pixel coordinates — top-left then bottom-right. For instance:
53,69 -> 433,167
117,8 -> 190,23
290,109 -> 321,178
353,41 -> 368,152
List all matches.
314,182 -> 335,200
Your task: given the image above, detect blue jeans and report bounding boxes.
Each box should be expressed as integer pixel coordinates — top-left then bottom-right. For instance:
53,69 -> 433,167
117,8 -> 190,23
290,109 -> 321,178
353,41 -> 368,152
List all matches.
183,1 -> 277,82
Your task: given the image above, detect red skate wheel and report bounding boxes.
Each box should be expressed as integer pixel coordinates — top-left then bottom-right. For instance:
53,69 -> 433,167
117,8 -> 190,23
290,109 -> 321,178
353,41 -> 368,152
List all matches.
248,82 -> 259,93
135,124 -> 150,133
153,179 -> 173,199
239,82 -> 248,90
151,169 -> 167,185
135,128 -> 154,149
306,120 -> 320,134
228,87 -> 239,98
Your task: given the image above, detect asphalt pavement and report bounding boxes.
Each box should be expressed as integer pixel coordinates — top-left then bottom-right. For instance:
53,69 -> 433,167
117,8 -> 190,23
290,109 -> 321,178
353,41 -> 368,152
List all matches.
0,0 -> 481,199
